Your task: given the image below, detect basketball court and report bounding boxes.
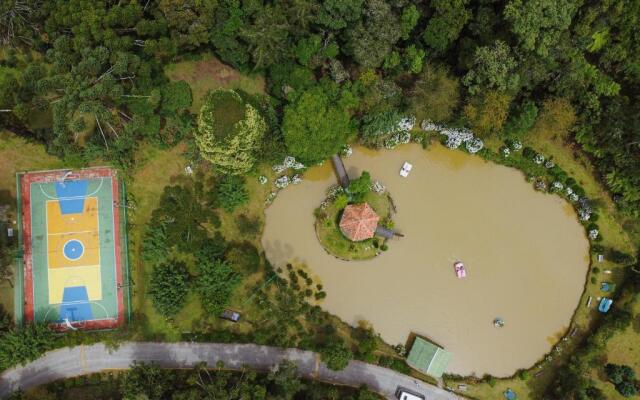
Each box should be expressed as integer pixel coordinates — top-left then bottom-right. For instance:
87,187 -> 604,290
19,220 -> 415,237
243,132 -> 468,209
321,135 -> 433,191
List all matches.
17,168 -> 129,330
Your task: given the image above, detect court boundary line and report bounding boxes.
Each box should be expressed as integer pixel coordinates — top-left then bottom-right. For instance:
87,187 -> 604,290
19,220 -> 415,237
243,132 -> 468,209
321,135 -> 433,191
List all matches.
45,196 -> 103,302
19,167 -> 124,330
37,177 -> 105,200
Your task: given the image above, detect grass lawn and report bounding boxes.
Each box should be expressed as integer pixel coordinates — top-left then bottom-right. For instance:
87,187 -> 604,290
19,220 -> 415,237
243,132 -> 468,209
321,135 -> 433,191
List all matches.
587,294 -> 640,399
164,53 -> 265,113
0,131 -> 65,199
129,150 -> 279,339
316,191 -> 392,261
0,131 -> 65,316
127,142 -> 189,340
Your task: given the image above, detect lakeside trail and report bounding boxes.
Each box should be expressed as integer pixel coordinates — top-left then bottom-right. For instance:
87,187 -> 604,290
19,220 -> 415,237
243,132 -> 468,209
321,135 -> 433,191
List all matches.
0,342 -> 461,400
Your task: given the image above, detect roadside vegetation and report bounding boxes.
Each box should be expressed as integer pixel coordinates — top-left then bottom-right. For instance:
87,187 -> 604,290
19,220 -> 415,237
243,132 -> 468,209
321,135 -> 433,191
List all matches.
0,0 -> 638,399
12,360 -> 382,400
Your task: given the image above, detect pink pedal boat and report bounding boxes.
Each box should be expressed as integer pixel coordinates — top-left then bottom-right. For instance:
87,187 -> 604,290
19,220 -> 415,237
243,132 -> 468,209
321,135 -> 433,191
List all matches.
454,261 -> 466,278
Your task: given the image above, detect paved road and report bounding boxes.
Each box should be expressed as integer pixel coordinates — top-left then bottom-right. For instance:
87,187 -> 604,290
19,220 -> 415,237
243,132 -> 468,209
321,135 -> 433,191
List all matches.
0,342 -> 461,399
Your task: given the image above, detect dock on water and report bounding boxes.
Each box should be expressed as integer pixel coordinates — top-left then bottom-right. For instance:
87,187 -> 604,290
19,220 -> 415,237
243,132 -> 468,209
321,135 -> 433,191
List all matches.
331,154 -> 350,189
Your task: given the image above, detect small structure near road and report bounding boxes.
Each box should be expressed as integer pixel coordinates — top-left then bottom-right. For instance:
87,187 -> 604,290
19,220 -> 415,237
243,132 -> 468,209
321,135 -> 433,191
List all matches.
339,203 -> 380,242
406,336 -> 452,378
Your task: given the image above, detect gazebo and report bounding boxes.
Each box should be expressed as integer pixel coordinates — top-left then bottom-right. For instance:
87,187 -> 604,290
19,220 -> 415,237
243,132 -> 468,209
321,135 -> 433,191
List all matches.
339,203 -> 379,241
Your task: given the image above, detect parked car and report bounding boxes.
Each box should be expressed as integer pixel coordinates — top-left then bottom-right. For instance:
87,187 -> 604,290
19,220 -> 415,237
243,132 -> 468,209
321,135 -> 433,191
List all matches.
395,386 -> 425,400
219,309 -> 241,322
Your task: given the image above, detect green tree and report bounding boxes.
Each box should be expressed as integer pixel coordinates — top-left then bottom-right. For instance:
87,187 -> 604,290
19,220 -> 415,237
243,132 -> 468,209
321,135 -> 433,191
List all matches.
0,0 -> 39,47
504,0 -> 579,58
404,45 -> 426,74
605,364 -> 636,385
400,5 -> 420,40
225,241 -> 261,274
196,259 -> 241,315
196,89 -> 267,175
348,171 -> 371,203
149,261 -> 190,317
320,340 -> 353,371
268,360 -> 305,399
159,0 -> 216,50
120,362 -> 169,400
345,0 -> 401,68
214,175 -> 249,213
531,97 -> 576,140
422,0 -> 471,55
409,63 -> 460,123
160,80 -> 192,114
241,4 -> 292,69
464,91 -> 512,136
316,0 -> 363,30
504,100 -> 538,135
0,324 -> 54,370
616,381 -> 638,398
463,40 -> 520,95
283,82 -> 357,164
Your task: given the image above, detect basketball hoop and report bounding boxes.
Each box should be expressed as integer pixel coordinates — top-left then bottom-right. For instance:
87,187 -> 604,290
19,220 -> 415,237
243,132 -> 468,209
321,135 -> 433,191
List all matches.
63,318 -> 78,331
57,171 -> 73,186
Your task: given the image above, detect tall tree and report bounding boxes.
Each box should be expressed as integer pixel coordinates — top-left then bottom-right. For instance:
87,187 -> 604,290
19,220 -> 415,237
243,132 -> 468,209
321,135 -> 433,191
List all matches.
463,40 -> 520,95
422,0 -> 471,55
410,63 -> 461,123
149,261 -> 190,317
345,0 -> 401,68
196,259 -> 241,315
195,89 -> 267,175
283,82 -> 357,164
504,0 -> 579,58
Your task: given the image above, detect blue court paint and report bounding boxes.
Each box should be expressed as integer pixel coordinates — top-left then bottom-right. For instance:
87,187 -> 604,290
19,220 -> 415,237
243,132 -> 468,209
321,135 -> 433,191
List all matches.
63,240 -> 84,260
55,180 -> 88,214
59,286 -> 93,322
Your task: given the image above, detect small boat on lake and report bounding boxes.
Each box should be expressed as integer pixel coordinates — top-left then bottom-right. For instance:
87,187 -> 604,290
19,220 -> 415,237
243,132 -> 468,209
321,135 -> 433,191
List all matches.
454,261 -> 466,278
400,162 -> 413,177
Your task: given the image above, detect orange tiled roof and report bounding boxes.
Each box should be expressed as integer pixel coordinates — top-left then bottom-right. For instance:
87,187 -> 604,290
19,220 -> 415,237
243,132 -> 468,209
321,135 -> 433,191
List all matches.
339,203 -> 379,241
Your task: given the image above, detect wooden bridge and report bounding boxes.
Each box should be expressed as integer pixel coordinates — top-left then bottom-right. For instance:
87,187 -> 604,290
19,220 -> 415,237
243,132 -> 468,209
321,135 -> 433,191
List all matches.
331,154 -> 350,189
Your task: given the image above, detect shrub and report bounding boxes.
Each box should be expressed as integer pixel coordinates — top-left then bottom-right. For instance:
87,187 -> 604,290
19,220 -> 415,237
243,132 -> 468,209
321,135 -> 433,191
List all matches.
215,175 -> 249,212
149,261 -> 190,317
522,147 -> 536,160
225,242 -> 261,274
605,249 -> 634,264
197,259 -> 241,315
333,193 -> 349,210
236,214 -> 261,236
0,324 -> 54,370
518,369 -> 530,380
605,364 -> 636,385
320,340 -> 353,371
348,171 -> 372,203
504,100 -> 538,136
615,381 -> 638,397
195,89 -> 266,175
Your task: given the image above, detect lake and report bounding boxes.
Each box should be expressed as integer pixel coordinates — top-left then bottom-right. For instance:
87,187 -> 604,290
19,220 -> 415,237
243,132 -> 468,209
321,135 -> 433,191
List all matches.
262,143 -> 589,377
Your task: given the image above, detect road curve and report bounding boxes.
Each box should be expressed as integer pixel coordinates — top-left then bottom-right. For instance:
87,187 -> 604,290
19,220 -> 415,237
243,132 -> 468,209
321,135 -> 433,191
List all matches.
0,342 -> 461,400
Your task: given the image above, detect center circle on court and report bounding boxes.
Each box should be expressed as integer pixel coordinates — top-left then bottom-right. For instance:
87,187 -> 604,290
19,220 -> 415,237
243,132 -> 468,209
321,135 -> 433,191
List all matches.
63,240 -> 84,260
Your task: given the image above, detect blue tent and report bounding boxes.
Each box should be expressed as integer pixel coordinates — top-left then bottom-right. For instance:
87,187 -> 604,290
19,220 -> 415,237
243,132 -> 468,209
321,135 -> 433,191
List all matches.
504,388 -> 517,400
598,298 -> 613,313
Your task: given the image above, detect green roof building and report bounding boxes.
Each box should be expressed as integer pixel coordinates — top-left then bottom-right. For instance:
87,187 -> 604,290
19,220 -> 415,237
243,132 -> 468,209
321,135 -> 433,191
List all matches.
406,336 -> 452,378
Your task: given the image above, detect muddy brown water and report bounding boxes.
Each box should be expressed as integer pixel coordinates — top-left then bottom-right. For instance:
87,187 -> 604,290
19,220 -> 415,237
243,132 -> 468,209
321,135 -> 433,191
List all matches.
262,143 -> 589,377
